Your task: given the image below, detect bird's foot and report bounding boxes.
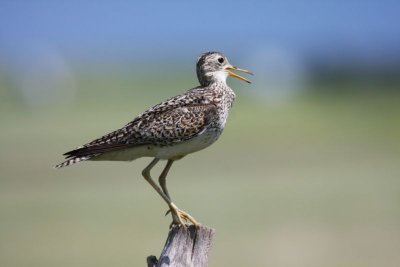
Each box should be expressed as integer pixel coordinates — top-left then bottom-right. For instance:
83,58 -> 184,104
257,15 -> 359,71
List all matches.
167,203 -> 200,227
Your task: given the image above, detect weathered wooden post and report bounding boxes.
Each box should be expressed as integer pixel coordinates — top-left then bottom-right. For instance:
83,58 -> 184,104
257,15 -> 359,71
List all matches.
146,225 -> 215,267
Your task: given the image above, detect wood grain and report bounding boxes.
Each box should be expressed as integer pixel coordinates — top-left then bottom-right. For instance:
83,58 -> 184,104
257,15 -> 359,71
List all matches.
147,225 -> 215,267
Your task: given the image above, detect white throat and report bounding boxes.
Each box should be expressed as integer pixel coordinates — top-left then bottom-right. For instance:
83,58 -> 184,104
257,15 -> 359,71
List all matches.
212,70 -> 228,84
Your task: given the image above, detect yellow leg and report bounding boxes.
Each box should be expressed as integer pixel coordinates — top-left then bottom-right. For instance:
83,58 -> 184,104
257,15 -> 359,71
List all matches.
142,158 -> 199,226
159,159 -> 174,200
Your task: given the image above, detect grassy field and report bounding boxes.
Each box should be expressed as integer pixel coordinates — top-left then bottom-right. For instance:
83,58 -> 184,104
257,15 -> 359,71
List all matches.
1,72 -> 400,267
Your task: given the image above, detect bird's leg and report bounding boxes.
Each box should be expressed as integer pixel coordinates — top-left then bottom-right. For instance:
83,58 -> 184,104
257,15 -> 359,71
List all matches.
142,158 -> 199,226
142,158 -> 183,225
158,160 -> 200,226
158,160 -> 174,200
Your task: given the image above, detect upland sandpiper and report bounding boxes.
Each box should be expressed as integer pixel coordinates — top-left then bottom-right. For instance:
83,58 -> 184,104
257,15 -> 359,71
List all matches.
55,52 -> 252,226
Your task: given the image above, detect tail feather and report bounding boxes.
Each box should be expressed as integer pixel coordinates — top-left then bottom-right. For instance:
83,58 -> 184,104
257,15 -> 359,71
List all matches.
63,143 -> 134,159
54,155 -> 92,169
56,143 -> 135,169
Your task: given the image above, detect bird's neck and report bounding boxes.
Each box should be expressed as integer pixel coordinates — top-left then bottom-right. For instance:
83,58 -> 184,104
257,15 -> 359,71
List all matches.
198,71 -> 228,87
204,81 -> 235,100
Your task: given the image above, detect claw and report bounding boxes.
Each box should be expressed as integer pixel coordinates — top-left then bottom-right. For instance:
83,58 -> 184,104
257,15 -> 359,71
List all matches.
168,203 -> 200,227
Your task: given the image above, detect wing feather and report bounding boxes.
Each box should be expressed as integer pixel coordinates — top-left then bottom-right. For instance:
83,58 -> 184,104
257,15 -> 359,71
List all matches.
61,103 -> 218,159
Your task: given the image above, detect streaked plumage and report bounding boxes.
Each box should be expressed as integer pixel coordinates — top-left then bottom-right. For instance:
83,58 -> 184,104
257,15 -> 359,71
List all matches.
55,51 -> 252,226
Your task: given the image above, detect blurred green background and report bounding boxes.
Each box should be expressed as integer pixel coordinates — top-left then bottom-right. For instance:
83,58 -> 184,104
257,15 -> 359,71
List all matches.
1,1 -> 400,267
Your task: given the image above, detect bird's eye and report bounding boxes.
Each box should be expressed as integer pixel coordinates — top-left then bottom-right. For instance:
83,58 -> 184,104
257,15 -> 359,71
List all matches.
218,57 -> 224,64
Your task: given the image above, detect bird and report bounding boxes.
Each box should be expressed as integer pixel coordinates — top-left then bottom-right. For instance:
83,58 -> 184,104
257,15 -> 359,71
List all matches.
55,51 -> 252,226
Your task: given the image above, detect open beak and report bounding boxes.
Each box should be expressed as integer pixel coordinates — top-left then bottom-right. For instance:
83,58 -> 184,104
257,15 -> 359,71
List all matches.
225,65 -> 253,83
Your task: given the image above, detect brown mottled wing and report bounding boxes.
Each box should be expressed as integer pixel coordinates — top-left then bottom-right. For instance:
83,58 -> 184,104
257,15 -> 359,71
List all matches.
62,103 -> 217,159
128,104 -> 217,144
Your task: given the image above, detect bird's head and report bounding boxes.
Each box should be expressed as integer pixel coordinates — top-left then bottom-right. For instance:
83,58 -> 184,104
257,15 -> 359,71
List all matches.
196,51 -> 253,86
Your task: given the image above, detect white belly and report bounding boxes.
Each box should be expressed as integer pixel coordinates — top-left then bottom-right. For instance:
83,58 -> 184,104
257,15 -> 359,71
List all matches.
154,131 -> 220,159
91,130 -> 221,162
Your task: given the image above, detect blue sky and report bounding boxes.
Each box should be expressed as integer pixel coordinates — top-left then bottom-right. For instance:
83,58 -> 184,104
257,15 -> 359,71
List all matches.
1,0 -> 399,64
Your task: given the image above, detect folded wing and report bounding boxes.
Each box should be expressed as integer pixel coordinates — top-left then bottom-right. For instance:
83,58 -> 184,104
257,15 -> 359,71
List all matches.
60,103 -> 218,162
